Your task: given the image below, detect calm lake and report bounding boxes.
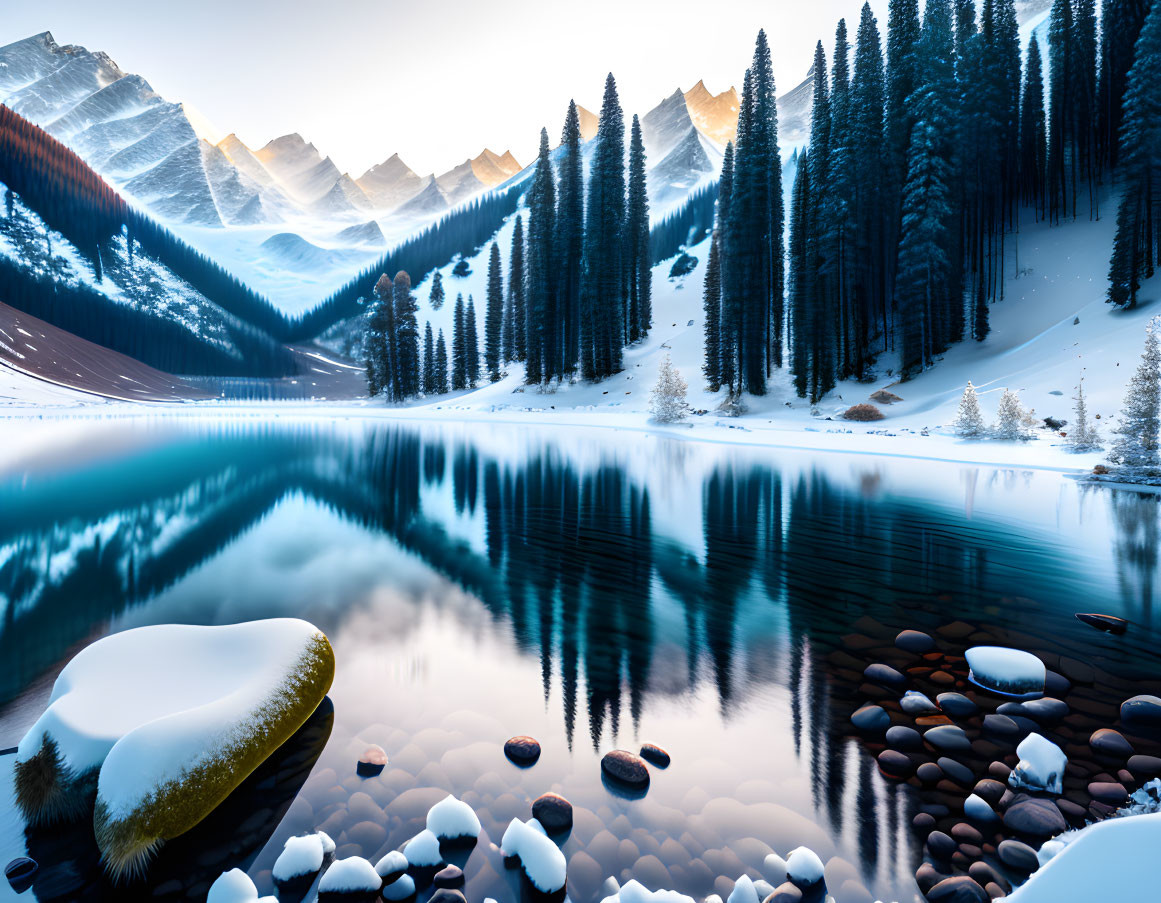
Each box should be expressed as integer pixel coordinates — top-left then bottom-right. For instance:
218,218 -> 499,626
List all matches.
0,417 -> 1157,903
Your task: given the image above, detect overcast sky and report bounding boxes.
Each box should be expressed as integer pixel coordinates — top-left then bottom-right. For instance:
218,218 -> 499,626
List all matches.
2,0 -> 889,177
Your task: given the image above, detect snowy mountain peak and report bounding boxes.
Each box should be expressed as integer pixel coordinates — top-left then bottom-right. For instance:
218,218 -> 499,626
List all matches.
684,80 -> 739,147
355,153 -> 426,211
470,148 -> 522,187
641,87 -> 697,162
576,105 -> 599,143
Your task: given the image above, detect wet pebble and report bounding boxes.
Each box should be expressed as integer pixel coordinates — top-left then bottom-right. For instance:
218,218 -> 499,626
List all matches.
926,725 -> 972,752
913,812 -> 937,832
1090,728 -> 1134,758
1128,754 -> 1161,777
504,736 -> 542,766
951,823 -> 983,845
917,762 -> 944,784
428,890 -> 467,903
532,792 -> 573,833
997,839 -> 1039,872
1087,781 -> 1128,804
1121,695 -> 1161,727
639,744 -> 671,768
937,693 -> 979,717
1044,670 -> 1071,697
1023,697 -> 1068,722
864,663 -> 907,692
964,794 -> 997,822
896,630 -> 936,654
5,857 -> 37,893
983,714 -> 1020,737
937,757 -> 975,786
1003,797 -> 1066,836
877,749 -> 913,778
902,691 -> 942,715
915,863 -> 946,895
1075,613 -> 1128,634
765,882 -> 802,902
433,865 -> 464,888
850,704 -> 890,733
886,725 -> 923,751
601,750 -> 650,788
926,875 -> 989,902
927,831 -> 957,860
356,744 -> 388,777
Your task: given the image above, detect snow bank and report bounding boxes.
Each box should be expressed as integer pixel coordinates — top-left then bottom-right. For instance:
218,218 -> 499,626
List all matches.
426,793 -> 481,841
1007,813 -> 1161,901
382,873 -> 417,900
14,619 -> 335,878
726,874 -> 759,903
272,833 -> 327,884
403,828 -> 444,867
599,879 -> 697,903
207,868 -> 277,903
375,850 -> 408,878
966,646 -> 1046,697
1009,733 -> 1067,795
500,817 -> 567,893
317,856 -> 382,893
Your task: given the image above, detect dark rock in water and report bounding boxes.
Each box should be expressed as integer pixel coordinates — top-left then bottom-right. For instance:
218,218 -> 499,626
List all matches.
951,822 -> 983,845
1075,613 -> 1128,635
1003,797 -> 1066,836
601,750 -> 650,789
938,757 -> 975,786
926,875 -> 989,902
915,863 -> 946,894
937,692 -> 979,717
1121,695 -> 1161,727
1056,798 -> 1087,824
532,792 -> 573,833
877,749 -> 913,778
973,779 -> 1006,806
1128,754 -> 1161,777
864,663 -> 907,691
356,744 -> 388,777
918,762 -> 944,784
967,862 -> 1001,889
1023,697 -> 1069,722
927,831 -> 957,860
850,704 -> 890,732
765,881 -> 803,902
996,702 -> 1028,716
504,736 -> 542,766
997,839 -> 1040,872
983,714 -> 1020,737
1090,728 -> 1135,759
896,630 -> 936,654
434,865 -> 465,888
429,889 -> 467,903
886,725 -> 923,751
639,743 -> 671,768
1088,781 -> 1128,804
913,812 -> 937,832
1044,670 -> 1071,697
925,725 -> 972,752
5,857 -> 37,893
988,761 -> 1013,781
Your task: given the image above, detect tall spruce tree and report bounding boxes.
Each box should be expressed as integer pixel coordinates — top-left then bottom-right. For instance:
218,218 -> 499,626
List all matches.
434,328 -> 449,394
392,271 -> 420,399
1074,0 -> 1100,218
1020,38 -> 1048,218
452,292 -> 466,390
465,295 -> 481,387
702,234 -> 723,390
806,40 -> 836,399
526,128 -> 557,384
581,74 -> 627,380
423,320 -> 435,395
626,114 -> 651,343
485,242 -> 504,380
1098,0 -> 1151,170
1047,0 -> 1077,222
1107,0 -> 1160,308
556,101 -> 585,371
885,0 -> 923,300
369,273 -> 399,401
507,214 -> 525,362
429,270 -> 445,310
788,148 -> 814,399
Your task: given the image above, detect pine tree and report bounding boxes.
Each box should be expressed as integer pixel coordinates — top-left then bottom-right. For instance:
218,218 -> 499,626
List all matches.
1111,318 -> 1161,469
994,387 -> 1027,439
368,273 -> 399,401
429,270 -> 445,310
392,271 -> 420,400
485,242 -> 504,381
1067,377 -> 1102,450
626,114 -> 651,343
1047,0 -> 1076,222
556,101 -> 585,371
650,354 -> 688,422
434,328 -> 449,394
423,320 -> 435,395
464,295 -> 480,387
1073,0 -> 1099,218
954,380 -> 987,436
581,74 -> 627,380
507,214 -> 525,361
788,148 -> 814,399
702,234 -> 723,390
452,293 -> 466,390
1106,0 -> 1160,309
526,128 -> 556,384
1098,0 -> 1151,170
718,141 -> 735,226
885,0 -> 923,301
1019,38 -> 1047,218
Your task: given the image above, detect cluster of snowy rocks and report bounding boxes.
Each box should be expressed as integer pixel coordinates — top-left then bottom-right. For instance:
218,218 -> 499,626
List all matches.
835,614 -> 1161,902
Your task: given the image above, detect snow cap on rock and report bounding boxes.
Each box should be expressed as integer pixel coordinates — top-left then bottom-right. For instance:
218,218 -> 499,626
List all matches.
1010,733 -> 1068,794
318,856 -> 382,893
427,794 -> 481,840
786,847 -> 825,887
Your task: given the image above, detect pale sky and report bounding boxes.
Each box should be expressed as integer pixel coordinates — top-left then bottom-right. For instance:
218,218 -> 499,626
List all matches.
2,0 -> 889,177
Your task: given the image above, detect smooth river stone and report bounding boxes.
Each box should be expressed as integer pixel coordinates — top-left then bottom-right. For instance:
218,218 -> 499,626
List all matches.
925,725 -> 972,752
1003,797 -> 1066,836
531,792 -> 573,833
937,692 -> 979,717
639,743 -> 671,768
504,736 -> 542,766
850,704 -> 890,733
896,630 -> 936,654
1090,728 -> 1134,758
601,750 -> 650,788
1075,613 -> 1128,634
886,725 -> 923,751
864,663 -> 907,692
1121,695 -> 1161,727
997,839 -> 1040,872
926,876 -> 989,902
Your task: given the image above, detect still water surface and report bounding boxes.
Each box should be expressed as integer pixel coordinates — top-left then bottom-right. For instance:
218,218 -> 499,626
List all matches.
0,418 -> 1157,903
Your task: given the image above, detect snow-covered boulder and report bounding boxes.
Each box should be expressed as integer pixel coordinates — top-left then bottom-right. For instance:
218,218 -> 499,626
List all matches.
273,833 -> 329,886
317,856 -> 382,894
207,868 -> 277,903
786,847 -> 825,888
376,850 -> 409,879
426,794 -> 481,842
382,873 -> 416,900
966,646 -> 1045,698
14,620 -> 335,878
404,828 -> 444,868
599,879 -> 696,903
1009,733 -> 1068,795
500,817 -> 567,894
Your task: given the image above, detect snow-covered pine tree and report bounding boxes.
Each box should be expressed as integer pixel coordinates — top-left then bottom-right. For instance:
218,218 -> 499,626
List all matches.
1066,378 -> 1102,451
954,380 -> 986,437
1106,0 -> 1160,309
626,113 -> 651,344
484,242 -> 503,381
650,354 -> 688,422
429,270 -> 445,311
392,271 -> 420,400
1110,318 -> 1161,469
702,234 -> 723,391
506,214 -> 525,362
994,387 -> 1027,439
464,295 -> 480,387
423,321 -> 434,395
452,293 -> 466,390
434,329 -> 449,394
556,102 -> 584,372
526,128 -> 556,384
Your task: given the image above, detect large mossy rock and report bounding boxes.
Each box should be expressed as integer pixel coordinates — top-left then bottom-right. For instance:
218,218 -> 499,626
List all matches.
14,619 -> 335,879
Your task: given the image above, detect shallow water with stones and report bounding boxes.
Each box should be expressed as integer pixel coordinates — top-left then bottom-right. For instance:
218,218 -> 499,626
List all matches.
0,417 -> 1158,903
